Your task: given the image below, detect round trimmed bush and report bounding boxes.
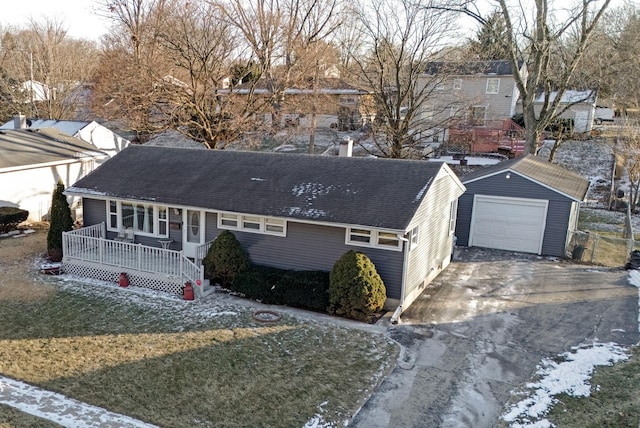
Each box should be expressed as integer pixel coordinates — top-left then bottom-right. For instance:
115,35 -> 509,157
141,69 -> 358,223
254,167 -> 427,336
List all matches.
328,250 -> 386,321
202,230 -> 249,287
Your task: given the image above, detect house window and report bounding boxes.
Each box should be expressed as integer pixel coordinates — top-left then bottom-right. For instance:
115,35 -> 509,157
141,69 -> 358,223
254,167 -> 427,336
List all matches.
242,215 -> 261,230
158,207 -> 168,236
486,78 -> 500,94
471,106 -> 486,125
346,228 -> 402,251
265,217 -> 285,234
217,212 -> 287,236
410,226 -> 419,250
453,79 -> 462,90
108,201 -> 118,229
220,213 -> 239,228
377,232 -> 400,248
449,200 -> 458,235
348,228 -> 371,244
106,200 -> 168,237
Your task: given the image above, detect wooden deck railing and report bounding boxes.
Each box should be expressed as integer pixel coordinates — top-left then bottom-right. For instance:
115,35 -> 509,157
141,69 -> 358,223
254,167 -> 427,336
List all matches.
63,225 -> 202,288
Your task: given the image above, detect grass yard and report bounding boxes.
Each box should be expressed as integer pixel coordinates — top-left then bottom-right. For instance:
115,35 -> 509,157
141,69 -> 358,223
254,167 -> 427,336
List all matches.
0,230 -> 398,427
547,347 -> 640,427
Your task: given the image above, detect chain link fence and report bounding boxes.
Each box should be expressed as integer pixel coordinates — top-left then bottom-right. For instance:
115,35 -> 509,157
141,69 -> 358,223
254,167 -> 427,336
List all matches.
568,230 -> 639,267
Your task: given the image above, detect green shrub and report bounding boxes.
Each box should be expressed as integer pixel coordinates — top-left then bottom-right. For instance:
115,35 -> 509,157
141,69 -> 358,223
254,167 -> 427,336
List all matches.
278,270 -> 330,312
0,207 -> 28,233
328,250 -> 386,322
232,265 -> 330,312
202,230 -> 249,287
47,181 -> 74,262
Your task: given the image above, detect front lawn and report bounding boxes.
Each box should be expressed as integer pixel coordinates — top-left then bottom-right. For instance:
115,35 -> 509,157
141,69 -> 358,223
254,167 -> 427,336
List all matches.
0,230 -> 398,427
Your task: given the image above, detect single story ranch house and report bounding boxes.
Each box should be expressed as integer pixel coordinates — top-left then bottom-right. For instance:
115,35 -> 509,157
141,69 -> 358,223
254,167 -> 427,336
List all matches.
63,145 -> 465,312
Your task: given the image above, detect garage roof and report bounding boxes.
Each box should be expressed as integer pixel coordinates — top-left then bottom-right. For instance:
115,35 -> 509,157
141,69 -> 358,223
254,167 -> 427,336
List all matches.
462,155 -> 589,201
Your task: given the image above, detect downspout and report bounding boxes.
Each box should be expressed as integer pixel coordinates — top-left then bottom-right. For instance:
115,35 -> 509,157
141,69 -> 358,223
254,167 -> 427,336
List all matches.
391,234 -> 410,325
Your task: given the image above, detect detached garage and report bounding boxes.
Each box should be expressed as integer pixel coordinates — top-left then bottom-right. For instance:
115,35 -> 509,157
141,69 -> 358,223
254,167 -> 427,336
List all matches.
456,155 -> 589,257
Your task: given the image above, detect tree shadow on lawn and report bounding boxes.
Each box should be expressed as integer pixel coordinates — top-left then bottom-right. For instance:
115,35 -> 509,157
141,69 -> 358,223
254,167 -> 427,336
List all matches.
0,287 -> 398,427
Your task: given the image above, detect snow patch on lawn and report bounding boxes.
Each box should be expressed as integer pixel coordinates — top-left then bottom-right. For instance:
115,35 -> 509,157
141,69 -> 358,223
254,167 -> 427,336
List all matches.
501,342 -> 630,427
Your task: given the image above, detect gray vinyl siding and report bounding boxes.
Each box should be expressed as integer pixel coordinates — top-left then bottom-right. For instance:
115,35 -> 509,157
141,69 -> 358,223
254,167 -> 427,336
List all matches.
418,75 -> 518,124
456,172 -> 574,257
204,212 -> 404,300
404,170 -> 465,300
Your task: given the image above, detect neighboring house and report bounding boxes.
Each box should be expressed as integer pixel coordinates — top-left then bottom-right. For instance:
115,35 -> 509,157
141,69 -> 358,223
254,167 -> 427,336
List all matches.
416,60 -> 526,155
1,115 -> 130,160
220,77 -> 375,130
0,128 -> 107,222
21,80 -> 51,102
455,155 -> 589,257
63,146 -> 465,311
529,90 -> 597,134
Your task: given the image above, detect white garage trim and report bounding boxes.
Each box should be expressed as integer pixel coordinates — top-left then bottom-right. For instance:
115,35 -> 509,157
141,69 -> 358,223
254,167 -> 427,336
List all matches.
469,195 -> 548,254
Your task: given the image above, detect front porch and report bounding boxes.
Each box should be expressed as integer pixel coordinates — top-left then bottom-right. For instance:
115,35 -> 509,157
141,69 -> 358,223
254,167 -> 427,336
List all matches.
62,223 -> 212,298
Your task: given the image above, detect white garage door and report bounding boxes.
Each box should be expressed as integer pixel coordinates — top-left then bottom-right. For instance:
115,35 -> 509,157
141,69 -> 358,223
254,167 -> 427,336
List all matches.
470,195 -> 548,254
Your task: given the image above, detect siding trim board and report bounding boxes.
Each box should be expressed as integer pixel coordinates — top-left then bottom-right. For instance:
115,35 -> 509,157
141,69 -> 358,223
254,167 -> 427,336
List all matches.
463,169 -> 585,202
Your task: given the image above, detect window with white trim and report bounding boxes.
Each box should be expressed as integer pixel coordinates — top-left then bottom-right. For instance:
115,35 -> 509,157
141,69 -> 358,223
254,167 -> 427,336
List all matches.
219,213 -> 238,228
410,226 -> 419,250
158,207 -> 168,236
348,228 -> 371,244
449,200 -> 458,235
453,79 -> 462,90
346,228 -> 402,251
486,78 -> 500,94
105,200 -> 169,237
242,215 -> 261,230
265,217 -> 285,234
217,213 -> 287,236
108,200 -> 118,229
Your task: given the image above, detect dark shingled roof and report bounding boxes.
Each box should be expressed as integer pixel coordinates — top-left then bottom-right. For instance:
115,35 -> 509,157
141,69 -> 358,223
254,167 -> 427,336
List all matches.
67,145 -> 451,230
425,60 -> 523,76
462,155 -> 589,201
0,128 -> 106,170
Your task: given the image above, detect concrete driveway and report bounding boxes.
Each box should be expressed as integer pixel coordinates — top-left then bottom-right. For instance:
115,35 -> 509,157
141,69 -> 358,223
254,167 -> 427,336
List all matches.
351,247 -> 640,428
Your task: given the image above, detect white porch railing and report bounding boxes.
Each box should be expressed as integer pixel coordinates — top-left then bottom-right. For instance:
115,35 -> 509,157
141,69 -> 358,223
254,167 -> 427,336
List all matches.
62,223 -> 203,296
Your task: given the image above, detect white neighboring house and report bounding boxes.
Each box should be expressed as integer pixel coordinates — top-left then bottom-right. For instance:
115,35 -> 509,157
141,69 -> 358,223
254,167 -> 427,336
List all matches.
0,115 -> 130,160
0,128 -> 107,222
532,90 -> 597,134
21,80 -> 51,102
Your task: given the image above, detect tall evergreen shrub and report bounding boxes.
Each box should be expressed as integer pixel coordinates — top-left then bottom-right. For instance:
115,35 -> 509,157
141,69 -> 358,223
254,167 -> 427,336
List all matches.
47,180 -> 74,262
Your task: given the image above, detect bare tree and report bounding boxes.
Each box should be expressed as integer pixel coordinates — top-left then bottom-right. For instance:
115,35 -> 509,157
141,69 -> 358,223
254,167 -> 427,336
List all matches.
343,0 -> 459,158
92,0 -> 174,140
493,0 -> 611,154
156,0 -> 256,148
0,19 -> 99,121
222,0 -> 341,134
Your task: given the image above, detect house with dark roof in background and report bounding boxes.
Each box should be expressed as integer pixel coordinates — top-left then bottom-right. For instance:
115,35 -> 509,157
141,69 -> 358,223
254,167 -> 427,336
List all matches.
1,115 -> 130,160
63,145 -> 465,312
0,128 -> 107,221
455,155 -> 589,257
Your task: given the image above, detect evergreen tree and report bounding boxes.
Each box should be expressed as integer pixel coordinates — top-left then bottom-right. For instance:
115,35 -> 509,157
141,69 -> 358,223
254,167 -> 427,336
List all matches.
468,11 -> 510,61
47,180 -> 74,262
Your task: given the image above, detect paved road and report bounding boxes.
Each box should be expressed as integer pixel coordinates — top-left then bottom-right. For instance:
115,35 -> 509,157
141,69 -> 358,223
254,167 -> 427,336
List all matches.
351,248 -> 640,428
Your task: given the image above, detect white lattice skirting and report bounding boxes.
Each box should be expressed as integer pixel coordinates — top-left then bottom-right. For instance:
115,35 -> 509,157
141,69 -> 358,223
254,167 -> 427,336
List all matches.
63,260 -> 185,295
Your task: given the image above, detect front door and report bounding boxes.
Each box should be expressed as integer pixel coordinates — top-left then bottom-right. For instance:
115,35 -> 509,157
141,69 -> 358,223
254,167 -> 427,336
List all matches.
182,209 -> 204,258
